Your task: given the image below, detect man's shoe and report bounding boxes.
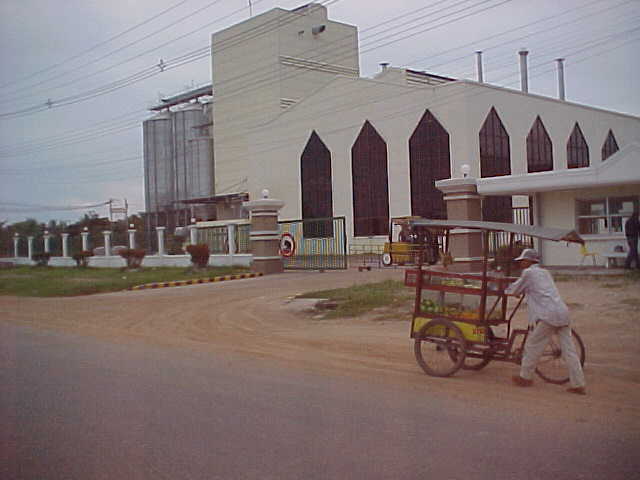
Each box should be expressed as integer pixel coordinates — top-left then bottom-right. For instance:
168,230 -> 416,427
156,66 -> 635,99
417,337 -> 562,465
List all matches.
567,387 -> 587,395
512,375 -> 533,387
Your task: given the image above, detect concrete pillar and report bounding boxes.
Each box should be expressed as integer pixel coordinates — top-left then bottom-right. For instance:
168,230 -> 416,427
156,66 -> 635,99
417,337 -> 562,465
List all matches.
156,227 -> 166,256
189,225 -> 198,246
43,231 -> 51,254
27,236 -> 34,260
103,231 -> 112,256
81,230 -> 89,251
243,190 -> 285,275
13,233 -> 19,258
435,177 -> 484,272
128,228 -> 136,249
227,224 -> 237,255
61,233 -> 70,257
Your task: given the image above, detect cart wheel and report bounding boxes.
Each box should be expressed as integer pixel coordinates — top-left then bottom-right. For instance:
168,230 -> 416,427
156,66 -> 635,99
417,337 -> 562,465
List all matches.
535,328 -> 586,385
381,253 -> 392,266
414,318 -> 466,377
449,327 -> 495,371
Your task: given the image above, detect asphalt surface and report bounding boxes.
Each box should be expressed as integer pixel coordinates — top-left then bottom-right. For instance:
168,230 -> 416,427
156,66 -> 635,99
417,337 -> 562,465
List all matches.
1,322 -> 637,480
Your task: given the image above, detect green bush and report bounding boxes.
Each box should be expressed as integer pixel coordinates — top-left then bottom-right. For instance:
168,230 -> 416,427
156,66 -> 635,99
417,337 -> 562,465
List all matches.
119,248 -> 146,269
32,252 -> 51,267
72,250 -> 93,268
186,244 -> 210,268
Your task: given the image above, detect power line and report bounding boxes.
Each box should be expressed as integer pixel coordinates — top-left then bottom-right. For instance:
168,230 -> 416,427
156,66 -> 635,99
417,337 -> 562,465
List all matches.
1,0 -> 636,161
0,0 -> 228,99
0,0 -> 192,90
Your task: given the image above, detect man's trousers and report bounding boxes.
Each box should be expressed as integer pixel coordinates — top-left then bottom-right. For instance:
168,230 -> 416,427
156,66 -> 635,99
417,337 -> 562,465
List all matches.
520,321 -> 586,388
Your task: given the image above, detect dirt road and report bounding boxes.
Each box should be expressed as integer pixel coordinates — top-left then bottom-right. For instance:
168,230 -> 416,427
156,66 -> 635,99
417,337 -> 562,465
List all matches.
1,268 -> 639,432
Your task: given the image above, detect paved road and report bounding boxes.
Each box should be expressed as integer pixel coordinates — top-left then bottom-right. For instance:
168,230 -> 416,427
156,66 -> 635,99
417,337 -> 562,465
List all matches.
1,322 -> 636,480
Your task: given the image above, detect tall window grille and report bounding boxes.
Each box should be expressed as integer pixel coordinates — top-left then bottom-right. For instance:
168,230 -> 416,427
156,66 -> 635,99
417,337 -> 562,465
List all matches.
601,129 -> 619,161
567,123 -> 589,168
351,120 -> 389,237
409,109 -> 450,219
479,107 -> 512,222
527,116 -> 553,173
300,131 -> 334,238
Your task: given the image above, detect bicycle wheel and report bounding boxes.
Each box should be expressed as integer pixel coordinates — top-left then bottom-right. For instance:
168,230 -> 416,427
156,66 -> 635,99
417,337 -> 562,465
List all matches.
535,328 -> 586,385
414,318 -> 466,377
450,327 -> 495,371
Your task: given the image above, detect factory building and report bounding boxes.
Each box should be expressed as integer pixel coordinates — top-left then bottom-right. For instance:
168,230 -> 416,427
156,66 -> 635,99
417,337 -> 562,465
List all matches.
144,3 -> 640,265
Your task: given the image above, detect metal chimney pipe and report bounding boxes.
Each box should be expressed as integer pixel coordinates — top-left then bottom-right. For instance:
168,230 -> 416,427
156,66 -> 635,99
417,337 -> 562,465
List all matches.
475,51 -> 484,83
556,58 -> 566,101
518,49 -> 529,93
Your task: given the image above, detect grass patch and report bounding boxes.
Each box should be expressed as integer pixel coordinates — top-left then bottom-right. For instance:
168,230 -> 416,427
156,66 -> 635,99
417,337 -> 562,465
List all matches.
0,266 -> 249,297
297,280 -> 412,319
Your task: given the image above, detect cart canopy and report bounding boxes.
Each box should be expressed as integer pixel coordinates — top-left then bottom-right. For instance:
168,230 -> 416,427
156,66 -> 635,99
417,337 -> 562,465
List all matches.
407,219 -> 584,244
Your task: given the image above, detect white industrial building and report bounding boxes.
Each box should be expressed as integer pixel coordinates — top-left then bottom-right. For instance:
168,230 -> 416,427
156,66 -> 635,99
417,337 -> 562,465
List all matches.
144,3 -> 640,266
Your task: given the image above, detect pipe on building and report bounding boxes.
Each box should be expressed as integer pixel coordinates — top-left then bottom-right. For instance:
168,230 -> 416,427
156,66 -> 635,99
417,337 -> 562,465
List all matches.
475,51 -> 483,83
556,58 -> 566,101
518,49 -> 529,93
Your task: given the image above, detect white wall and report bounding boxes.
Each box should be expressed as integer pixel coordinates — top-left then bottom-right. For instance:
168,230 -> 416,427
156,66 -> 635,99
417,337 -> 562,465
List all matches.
3,254 -> 252,269
211,4 -> 359,194
539,184 -> 640,266
243,74 -> 639,253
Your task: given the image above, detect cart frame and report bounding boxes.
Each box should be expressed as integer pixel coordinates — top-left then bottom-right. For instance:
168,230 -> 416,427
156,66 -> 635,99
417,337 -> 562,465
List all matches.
405,219 -> 586,381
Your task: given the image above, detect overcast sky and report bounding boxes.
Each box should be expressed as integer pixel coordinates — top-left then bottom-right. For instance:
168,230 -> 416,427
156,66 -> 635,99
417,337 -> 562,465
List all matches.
1,0 -> 638,225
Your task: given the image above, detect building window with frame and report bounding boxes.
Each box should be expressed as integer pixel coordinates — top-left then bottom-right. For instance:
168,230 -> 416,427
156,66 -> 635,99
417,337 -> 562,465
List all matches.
527,116 -> 553,173
300,130 -> 334,238
351,120 -> 390,237
479,107 -> 512,222
576,196 -> 639,235
567,122 -> 589,168
409,109 -> 450,220
601,129 -> 619,161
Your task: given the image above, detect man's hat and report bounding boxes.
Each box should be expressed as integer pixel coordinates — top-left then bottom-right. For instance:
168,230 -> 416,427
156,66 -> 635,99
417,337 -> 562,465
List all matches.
514,248 -> 540,263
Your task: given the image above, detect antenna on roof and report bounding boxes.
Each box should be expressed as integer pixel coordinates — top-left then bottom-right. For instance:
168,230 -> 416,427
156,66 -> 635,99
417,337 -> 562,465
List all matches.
248,0 -> 253,17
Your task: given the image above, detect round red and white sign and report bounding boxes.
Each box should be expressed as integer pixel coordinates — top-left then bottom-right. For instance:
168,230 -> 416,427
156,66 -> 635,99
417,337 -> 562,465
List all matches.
279,233 -> 296,257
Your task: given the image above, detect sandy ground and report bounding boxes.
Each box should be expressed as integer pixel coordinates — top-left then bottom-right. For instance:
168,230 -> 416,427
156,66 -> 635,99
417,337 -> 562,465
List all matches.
2,267 -> 639,433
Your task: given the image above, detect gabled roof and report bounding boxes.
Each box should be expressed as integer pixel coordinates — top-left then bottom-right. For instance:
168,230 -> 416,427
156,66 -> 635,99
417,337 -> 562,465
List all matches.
477,141 -> 640,195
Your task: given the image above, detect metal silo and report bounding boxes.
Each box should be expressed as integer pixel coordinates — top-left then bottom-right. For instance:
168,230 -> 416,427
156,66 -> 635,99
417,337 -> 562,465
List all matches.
143,110 -> 174,214
172,103 -> 213,204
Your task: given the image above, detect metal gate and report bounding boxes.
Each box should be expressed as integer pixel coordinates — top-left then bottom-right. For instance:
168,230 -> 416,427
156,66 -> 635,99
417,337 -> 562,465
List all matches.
278,217 -> 347,270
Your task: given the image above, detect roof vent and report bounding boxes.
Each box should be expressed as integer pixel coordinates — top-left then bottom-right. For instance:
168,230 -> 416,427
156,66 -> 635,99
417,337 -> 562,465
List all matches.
519,49 -> 529,93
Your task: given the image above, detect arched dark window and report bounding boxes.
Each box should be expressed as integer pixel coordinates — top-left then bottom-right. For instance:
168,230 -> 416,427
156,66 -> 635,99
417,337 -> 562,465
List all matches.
567,123 -> 589,168
479,107 -> 512,222
602,129 -> 619,161
409,110 -> 450,219
351,120 -> 389,236
527,116 -> 553,173
300,131 -> 333,237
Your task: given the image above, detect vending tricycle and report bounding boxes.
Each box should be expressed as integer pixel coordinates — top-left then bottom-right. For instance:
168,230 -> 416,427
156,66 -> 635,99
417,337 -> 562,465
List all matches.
405,219 -> 586,383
